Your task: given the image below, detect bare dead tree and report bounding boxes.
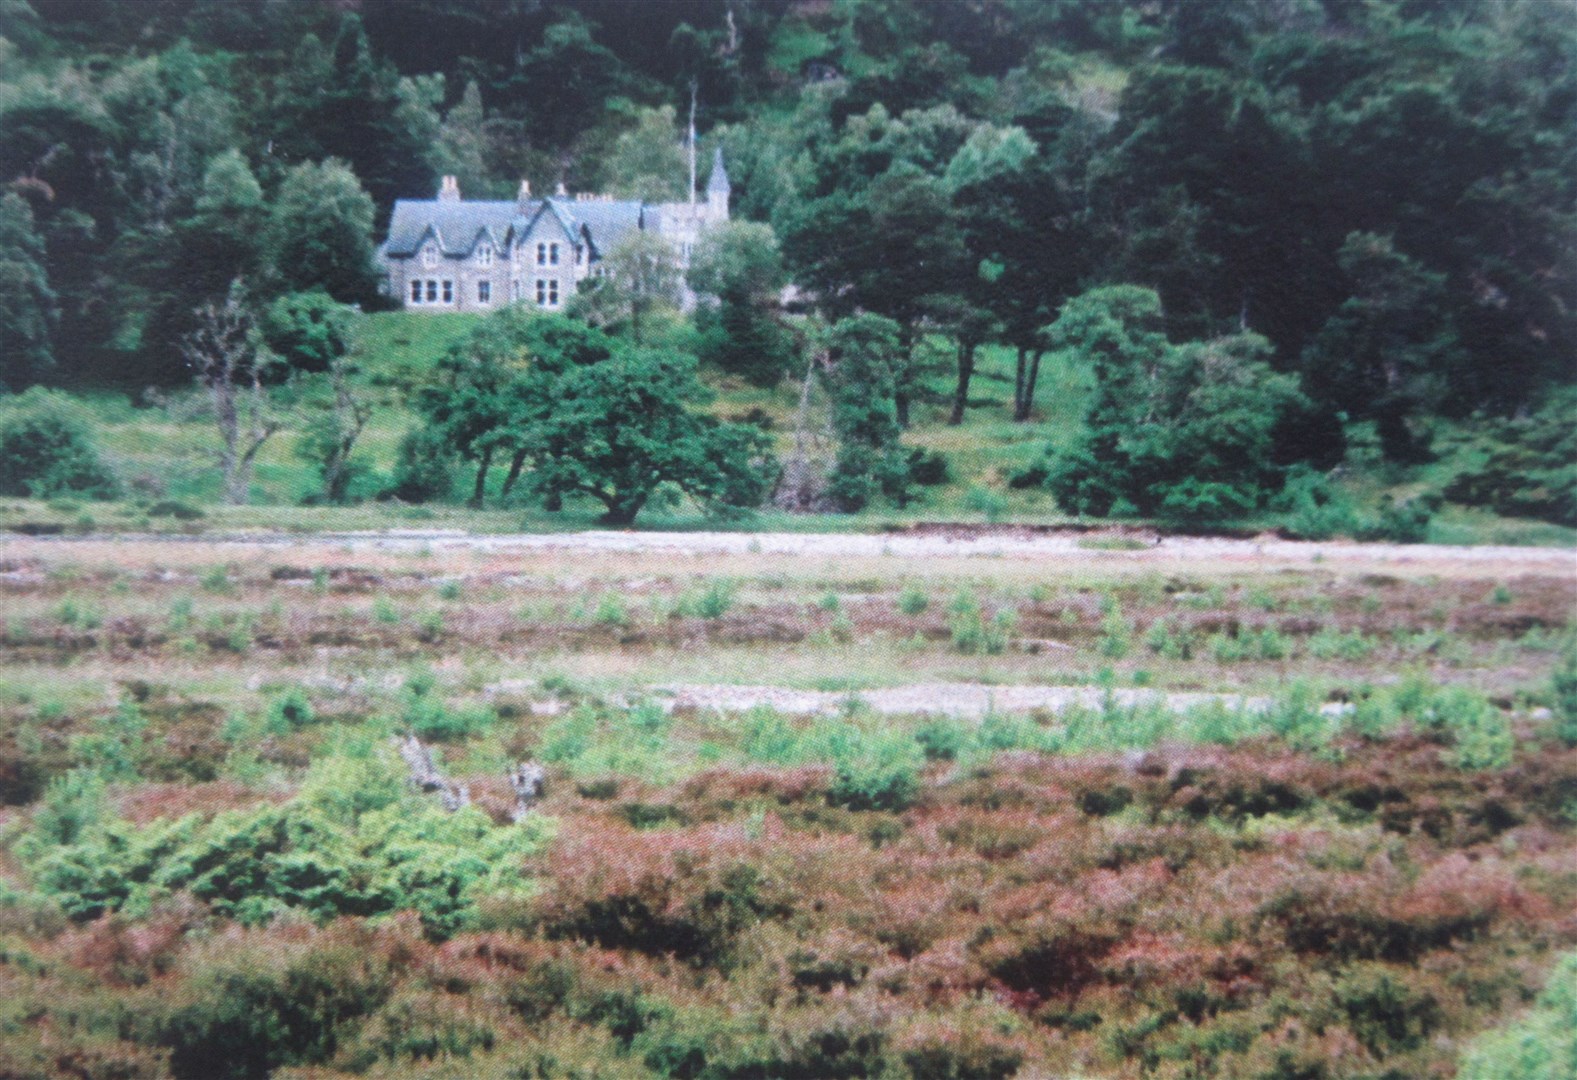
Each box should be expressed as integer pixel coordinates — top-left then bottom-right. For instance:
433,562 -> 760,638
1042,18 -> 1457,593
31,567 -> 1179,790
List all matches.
772,349 -> 837,512
181,284 -> 283,505
311,356 -> 374,503
395,734 -> 470,811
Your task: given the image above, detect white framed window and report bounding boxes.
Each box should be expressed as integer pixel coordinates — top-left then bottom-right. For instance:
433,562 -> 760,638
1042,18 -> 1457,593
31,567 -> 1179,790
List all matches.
536,242 -> 547,266
477,244 -> 493,267
409,280 -> 422,304
549,242 -> 560,266
478,281 -> 491,304
535,278 -> 547,305
442,280 -> 454,304
422,243 -> 438,269
576,245 -> 584,265
425,280 -> 438,303
549,279 -> 559,305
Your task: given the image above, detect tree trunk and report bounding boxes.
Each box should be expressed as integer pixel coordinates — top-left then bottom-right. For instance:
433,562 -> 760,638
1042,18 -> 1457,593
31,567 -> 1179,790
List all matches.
499,447 -> 529,498
1015,349 -> 1045,422
469,446 -> 493,508
598,496 -> 644,526
895,324 -> 914,428
214,385 -> 242,503
1013,345 -> 1027,420
949,340 -> 977,426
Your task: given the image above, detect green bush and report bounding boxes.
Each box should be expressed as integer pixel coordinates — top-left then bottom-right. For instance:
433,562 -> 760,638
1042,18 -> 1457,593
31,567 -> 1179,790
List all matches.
266,688 -> 316,733
1444,389 -> 1577,527
1098,602 -> 1132,659
1441,690 -> 1513,770
22,744 -> 550,937
383,427 -> 455,503
160,934 -> 395,1080
949,590 -> 1014,655
898,585 -> 931,616
0,389 -> 119,500
1457,951 -> 1577,1080
801,716 -> 922,812
1552,641 -> 1577,747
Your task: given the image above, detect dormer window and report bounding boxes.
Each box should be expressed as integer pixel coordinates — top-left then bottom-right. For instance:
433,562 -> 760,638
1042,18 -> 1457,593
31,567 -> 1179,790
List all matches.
549,243 -> 560,266
421,242 -> 439,269
477,243 -> 493,267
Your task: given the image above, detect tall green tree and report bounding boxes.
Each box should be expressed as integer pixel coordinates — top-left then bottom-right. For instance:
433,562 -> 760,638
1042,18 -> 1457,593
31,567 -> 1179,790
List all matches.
822,313 -> 910,511
0,192 -> 55,389
1041,285 -> 1306,523
524,347 -> 776,525
689,220 -> 796,388
1302,232 -> 1461,463
263,159 -> 379,304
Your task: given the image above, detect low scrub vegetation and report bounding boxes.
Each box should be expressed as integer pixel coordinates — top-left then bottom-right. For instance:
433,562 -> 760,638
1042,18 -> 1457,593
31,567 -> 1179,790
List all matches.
0,542 -> 1571,1078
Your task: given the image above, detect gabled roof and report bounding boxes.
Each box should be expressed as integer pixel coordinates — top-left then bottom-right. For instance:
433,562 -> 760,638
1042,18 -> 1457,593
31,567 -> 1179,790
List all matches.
383,199 -> 531,258
383,195 -> 647,262
551,198 -> 644,259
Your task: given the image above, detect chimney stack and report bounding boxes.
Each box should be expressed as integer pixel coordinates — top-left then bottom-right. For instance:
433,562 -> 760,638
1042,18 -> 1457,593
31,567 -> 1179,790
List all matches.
438,175 -> 460,202
555,181 -> 567,197
516,179 -> 531,211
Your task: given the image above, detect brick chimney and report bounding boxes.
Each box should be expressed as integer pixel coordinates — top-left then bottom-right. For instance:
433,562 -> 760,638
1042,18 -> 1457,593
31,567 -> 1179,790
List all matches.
438,175 -> 460,202
516,179 -> 531,212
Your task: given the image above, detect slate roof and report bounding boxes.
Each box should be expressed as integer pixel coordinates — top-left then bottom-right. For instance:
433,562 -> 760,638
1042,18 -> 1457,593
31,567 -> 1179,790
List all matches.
383,199 -> 528,258
551,199 -> 644,259
383,195 -> 647,262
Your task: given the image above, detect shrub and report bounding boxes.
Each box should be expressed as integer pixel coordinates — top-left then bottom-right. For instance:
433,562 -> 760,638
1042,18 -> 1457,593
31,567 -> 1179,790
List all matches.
898,585 -> 930,615
1440,691 -> 1513,770
1552,641 -> 1577,747
265,688 -> 315,733
147,499 -> 205,521
26,745 -> 550,936
907,448 -> 950,486
404,695 -> 495,743
0,390 -> 119,500
802,717 -> 922,812
1457,951 -> 1577,1080
160,931 -> 396,1080
1355,493 -> 1439,544
29,767 -> 105,847
694,579 -> 735,620
949,590 -> 1013,655
1098,602 -> 1132,659
1444,388 -> 1577,527
674,578 -> 736,619
964,485 -> 1009,523
384,427 -> 455,503
594,593 -> 629,627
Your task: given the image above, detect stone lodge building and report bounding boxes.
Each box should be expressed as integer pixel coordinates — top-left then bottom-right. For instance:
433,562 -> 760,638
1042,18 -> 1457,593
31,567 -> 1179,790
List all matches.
378,149 -> 730,313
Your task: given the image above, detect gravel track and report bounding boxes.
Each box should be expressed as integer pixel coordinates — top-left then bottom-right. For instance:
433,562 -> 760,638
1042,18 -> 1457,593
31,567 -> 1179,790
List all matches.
13,527 -> 1574,575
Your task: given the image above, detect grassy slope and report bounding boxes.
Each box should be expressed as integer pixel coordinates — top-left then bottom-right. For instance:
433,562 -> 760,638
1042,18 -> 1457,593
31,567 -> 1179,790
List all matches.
8,311 -> 1572,545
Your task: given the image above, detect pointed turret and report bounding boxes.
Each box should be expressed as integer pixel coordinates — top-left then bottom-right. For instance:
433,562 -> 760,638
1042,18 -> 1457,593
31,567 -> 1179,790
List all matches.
706,147 -> 730,220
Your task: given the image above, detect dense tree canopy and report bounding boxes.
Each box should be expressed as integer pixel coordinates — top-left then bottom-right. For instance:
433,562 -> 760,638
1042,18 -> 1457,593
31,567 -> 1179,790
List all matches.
0,0 -> 1570,506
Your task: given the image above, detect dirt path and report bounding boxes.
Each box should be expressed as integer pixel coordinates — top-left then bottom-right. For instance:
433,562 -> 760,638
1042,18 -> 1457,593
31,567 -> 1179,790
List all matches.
9,527 -> 1574,578
657,681 -> 1310,718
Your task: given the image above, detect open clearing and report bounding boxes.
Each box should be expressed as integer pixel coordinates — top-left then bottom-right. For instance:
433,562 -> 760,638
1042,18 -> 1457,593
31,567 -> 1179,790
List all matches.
1,527 -> 1573,1079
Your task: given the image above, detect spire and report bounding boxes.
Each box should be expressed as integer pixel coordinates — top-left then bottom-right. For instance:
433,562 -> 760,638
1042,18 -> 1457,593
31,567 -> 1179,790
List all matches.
688,81 -> 698,206
707,147 -> 730,195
